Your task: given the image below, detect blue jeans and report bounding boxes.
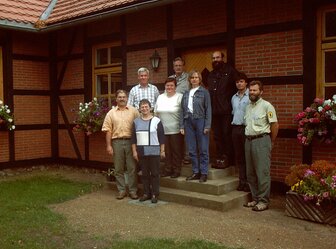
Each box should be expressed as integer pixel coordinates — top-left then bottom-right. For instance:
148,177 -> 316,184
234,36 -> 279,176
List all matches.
185,117 -> 209,175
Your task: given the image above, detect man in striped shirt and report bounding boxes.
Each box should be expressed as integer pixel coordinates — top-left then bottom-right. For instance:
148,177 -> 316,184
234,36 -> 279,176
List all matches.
127,67 -> 160,110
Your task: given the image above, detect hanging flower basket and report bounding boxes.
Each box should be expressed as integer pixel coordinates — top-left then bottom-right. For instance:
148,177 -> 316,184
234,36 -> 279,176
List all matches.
0,100 -> 15,131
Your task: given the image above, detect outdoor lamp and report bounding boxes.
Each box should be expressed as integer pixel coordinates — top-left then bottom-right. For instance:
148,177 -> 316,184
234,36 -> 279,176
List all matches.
150,50 -> 161,71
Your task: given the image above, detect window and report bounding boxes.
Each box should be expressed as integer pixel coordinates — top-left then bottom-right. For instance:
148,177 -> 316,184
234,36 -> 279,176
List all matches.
92,42 -> 122,107
0,47 -> 3,101
317,6 -> 336,98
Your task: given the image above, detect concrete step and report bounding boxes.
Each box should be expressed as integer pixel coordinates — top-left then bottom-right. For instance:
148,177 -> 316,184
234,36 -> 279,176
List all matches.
159,186 -> 250,212
180,165 -> 236,180
160,175 -> 239,195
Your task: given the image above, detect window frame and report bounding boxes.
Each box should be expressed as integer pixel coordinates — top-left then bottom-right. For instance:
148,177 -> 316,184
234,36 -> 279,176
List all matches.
0,47 -> 3,101
316,5 -> 336,98
92,42 -> 122,107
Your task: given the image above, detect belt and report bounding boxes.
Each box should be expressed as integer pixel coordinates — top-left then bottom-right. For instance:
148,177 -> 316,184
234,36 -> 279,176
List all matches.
113,137 -> 131,140
232,124 -> 245,127
245,133 -> 269,141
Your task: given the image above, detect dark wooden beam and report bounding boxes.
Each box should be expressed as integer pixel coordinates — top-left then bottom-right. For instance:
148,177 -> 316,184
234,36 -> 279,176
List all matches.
166,4 -> 174,75
12,54 -> 49,62
3,30 -> 15,162
235,20 -> 303,38
301,0 -> 317,164
226,0 -> 235,66
249,75 -> 303,85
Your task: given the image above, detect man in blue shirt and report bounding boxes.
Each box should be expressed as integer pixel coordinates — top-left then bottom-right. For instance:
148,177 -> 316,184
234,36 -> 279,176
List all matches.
231,72 -> 250,192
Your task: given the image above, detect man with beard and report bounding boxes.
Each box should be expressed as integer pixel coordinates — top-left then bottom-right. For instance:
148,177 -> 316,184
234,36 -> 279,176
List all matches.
102,90 -> 140,200
207,51 -> 238,168
243,80 -> 279,212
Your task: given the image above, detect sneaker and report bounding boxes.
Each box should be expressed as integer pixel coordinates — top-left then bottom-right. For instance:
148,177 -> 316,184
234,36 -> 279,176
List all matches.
186,173 -> 200,181
129,192 -> 138,200
237,183 -> 245,191
116,191 -> 127,200
139,194 -> 151,202
199,174 -> 207,183
151,195 -> 158,203
170,172 -> 180,178
243,184 -> 250,192
161,172 -> 171,177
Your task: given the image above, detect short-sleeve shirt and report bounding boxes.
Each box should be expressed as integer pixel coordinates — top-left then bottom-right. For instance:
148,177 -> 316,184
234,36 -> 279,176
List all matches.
231,89 -> 250,125
101,105 -> 139,139
244,98 -> 278,136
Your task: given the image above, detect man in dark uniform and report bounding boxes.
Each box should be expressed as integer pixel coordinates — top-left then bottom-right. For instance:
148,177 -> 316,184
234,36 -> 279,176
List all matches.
207,51 -> 238,168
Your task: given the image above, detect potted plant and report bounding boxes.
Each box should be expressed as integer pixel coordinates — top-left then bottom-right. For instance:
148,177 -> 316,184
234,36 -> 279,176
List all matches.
295,95 -> 336,145
73,97 -> 109,136
285,160 -> 336,225
0,100 -> 15,131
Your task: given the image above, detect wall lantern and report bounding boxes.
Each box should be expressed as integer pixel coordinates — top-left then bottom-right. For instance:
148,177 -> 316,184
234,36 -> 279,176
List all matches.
150,50 -> 161,71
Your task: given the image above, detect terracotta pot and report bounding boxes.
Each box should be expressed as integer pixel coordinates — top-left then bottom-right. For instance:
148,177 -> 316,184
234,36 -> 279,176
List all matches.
286,191 -> 336,226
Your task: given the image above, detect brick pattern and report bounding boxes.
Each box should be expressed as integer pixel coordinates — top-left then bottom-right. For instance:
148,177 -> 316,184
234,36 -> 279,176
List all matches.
0,131 -> 9,162
14,95 -> 50,125
12,32 -> 49,56
262,84 -> 303,129
58,129 -> 85,159
15,130 -> 51,160
126,7 -> 167,45
172,0 -> 226,39
87,17 -> 120,37
127,48 -> 168,86
58,59 -> 84,90
235,0 -> 302,29
13,60 -> 49,90
271,138 -> 302,182
58,95 -> 84,125
57,28 -> 84,56
235,30 -> 303,77
312,143 -> 336,163
89,132 -> 112,163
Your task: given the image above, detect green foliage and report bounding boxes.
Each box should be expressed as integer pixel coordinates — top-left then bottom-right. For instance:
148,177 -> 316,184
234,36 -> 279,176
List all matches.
106,238 -> 239,249
0,176 -> 97,249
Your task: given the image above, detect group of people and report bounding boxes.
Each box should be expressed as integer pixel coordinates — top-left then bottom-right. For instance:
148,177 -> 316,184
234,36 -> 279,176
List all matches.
102,51 -> 279,211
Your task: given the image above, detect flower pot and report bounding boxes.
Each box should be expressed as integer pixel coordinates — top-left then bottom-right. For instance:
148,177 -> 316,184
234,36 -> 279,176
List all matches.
286,191 -> 336,226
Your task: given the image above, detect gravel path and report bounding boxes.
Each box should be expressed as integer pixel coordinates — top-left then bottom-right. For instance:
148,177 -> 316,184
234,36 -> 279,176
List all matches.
3,166 -> 336,249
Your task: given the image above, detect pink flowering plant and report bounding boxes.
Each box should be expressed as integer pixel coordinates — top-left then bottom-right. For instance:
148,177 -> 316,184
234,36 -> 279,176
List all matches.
286,160 -> 336,205
0,99 -> 15,131
295,94 -> 336,145
73,97 -> 109,136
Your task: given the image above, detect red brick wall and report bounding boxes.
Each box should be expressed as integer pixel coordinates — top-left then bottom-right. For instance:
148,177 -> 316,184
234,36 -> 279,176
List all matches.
15,130 -> 51,160
13,60 -> 49,90
57,27 -> 84,56
12,32 -> 49,56
126,7 -> 167,45
235,0 -> 302,29
235,30 -> 303,77
89,132 -> 112,163
87,17 -> 120,37
58,59 -> 84,90
172,0 -> 226,39
58,95 -> 84,125
58,129 -> 85,159
13,96 -> 50,125
0,131 -> 9,162
127,48 -> 168,86
262,84 -> 303,129
312,143 -> 336,162
271,138 -> 302,182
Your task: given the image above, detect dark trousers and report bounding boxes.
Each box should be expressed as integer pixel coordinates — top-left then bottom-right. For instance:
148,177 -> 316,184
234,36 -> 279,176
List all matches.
232,125 -> 247,184
164,133 -> 183,174
139,156 -> 160,196
212,114 -> 233,162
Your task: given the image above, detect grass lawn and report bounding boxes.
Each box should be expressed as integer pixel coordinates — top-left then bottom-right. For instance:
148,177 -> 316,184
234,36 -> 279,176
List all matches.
0,174 -> 239,249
